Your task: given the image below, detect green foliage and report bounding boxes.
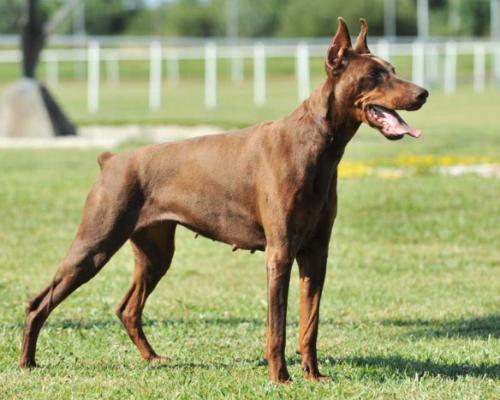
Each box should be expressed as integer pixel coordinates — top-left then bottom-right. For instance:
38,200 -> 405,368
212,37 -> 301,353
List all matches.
163,0 -> 225,37
128,0 -> 224,36
82,0 -> 141,35
126,0 -> 493,38
0,0 -> 145,35
129,0 -> 286,37
458,0 -> 491,36
0,0 -> 24,34
0,0 -> 63,35
278,0 -> 384,37
430,0 -> 491,37
395,0 -> 418,35
0,0 -> 495,37
237,0 -> 288,37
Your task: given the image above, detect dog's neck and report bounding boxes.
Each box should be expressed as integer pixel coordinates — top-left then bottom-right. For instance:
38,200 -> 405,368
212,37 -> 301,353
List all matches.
318,79 -> 361,146
290,78 -> 361,161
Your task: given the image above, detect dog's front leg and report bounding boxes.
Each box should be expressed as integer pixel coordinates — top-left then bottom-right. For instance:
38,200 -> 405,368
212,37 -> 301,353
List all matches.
265,247 -> 293,383
296,244 -> 328,381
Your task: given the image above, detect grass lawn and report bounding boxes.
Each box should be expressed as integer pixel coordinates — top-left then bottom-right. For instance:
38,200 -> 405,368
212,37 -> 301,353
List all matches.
0,85 -> 499,398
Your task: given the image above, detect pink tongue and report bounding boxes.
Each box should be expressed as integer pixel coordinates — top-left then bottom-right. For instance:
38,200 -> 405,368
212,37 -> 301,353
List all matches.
380,109 -> 421,138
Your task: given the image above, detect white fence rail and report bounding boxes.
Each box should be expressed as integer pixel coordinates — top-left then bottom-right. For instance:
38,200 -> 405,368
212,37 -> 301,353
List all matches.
0,39 -> 498,112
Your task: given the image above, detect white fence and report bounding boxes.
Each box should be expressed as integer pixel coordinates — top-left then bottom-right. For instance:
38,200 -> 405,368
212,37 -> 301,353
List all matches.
0,38 -> 499,113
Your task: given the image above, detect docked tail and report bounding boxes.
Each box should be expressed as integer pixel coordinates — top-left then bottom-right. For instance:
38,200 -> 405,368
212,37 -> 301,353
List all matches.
97,152 -> 114,170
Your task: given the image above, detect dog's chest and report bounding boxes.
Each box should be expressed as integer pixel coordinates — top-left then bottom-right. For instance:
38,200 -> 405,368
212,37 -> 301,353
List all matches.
286,162 -> 337,234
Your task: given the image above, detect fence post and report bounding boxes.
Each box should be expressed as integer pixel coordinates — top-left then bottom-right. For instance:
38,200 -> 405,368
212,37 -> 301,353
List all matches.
296,42 -> 310,101
253,43 -> 266,106
444,41 -> 457,95
166,50 -> 180,85
412,41 -> 425,87
87,40 -> 100,113
106,51 -> 120,84
149,41 -> 163,111
46,52 -> 59,88
426,43 -> 439,86
494,42 -> 500,87
205,42 -> 217,109
230,47 -> 244,82
473,43 -> 486,93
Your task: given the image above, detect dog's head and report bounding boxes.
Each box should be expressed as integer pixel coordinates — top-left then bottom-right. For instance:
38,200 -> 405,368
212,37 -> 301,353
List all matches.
325,17 -> 428,140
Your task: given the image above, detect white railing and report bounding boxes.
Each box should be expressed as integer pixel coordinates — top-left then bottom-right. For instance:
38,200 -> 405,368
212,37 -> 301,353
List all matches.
0,39 -> 499,112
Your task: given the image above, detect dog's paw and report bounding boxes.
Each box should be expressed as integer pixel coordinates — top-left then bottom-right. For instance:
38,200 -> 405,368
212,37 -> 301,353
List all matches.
270,367 -> 292,384
272,376 -> 293,385
19,359 -> 37,369
147,355 -> 170,364
305,373 -> 329,382
302,363 -> 329,382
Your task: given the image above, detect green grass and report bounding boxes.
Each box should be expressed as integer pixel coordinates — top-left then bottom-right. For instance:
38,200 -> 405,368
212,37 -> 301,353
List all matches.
1,77 -> 500,136
0,87 -> 499,398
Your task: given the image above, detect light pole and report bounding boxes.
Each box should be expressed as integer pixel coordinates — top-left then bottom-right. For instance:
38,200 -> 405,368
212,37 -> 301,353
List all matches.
492,0 -> 500,40
384,0 -> 396,39
226,0 -> 239,40
492,0 -> 500,86
448,0 -> 460,32
417,0 -> 429,39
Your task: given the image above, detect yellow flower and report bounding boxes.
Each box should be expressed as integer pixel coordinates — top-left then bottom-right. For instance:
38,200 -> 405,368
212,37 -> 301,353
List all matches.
338,161 -> 372,177
339,154 -> 499,178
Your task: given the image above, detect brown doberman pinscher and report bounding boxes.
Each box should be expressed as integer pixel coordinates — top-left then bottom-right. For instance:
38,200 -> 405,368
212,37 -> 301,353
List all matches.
20,18 -> 428,382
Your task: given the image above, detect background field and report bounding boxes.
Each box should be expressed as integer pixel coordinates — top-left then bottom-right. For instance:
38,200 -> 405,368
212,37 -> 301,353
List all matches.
0,52 -> 498,126
0,82 -> 499,398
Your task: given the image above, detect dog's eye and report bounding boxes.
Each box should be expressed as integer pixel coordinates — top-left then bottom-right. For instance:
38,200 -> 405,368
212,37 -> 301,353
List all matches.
370,69 -> 384,79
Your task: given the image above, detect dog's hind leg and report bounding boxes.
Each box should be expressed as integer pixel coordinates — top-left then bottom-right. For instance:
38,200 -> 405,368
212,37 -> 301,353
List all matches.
116,221 -> 176,362
19,178 -> 140,369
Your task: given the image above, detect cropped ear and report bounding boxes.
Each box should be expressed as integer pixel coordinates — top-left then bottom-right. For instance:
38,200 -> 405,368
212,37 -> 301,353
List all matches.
354,18 -> 371,54
325,17 -> 352,73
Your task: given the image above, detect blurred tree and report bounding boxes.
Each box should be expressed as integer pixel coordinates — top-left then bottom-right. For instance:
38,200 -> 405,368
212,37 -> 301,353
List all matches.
277,0 -> 420,37
0,0 -> 145,35
0,0 -> 28,34
396,0 -> 418,35
0,0 -> 492,37
237,0 -> 287,37
82,0 -> 143,35
459,0 -> 490,36
428,0 -> 490,36
278,0 -> 385,37
129,0 -> 225,36
163,0 -> 225,37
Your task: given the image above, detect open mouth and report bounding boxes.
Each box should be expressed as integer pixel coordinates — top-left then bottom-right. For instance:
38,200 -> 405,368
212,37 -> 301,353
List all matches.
365,105 -> 422,140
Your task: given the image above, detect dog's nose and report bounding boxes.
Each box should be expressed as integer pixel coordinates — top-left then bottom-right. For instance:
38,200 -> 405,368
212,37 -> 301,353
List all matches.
417,88 -> 429,102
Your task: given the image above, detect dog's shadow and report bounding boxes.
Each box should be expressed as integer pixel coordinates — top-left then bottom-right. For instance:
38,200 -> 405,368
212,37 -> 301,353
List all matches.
151,354 -> 499,380
380,313 -> 499,340
316,313 -> 499,380
312,354 -> 499,380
